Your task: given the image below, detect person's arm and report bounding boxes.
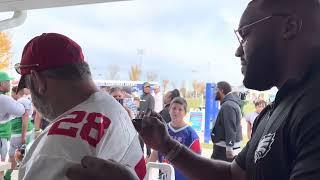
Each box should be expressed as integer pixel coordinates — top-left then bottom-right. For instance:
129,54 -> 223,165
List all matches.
222,105 -> 238,159
66,110 -> 247,180
33,110 -> 43,138
146,150 -> 158,163
0,95 -> 25,117
160,139 -> 245,180
140,111 -> 247,180
66,156 -> 139,180
34,110 -> 42,131
21,112 -> 29,144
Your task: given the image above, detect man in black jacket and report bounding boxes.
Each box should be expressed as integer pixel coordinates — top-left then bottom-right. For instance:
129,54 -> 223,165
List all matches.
139,82 -> 155,113
139,82 -> 155,157
211,81 -> 242,162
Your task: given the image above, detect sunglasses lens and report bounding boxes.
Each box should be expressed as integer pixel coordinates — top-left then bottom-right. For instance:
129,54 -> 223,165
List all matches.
14,63 -> 21,74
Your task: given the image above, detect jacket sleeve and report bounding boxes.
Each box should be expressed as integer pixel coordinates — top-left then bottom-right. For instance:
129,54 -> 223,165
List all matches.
0,95 -> 25,117
148,96 -> 155,111
221,104 -> 237,147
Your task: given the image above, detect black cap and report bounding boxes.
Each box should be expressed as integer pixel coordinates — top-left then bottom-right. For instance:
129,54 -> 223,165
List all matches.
143,82 -> 151,87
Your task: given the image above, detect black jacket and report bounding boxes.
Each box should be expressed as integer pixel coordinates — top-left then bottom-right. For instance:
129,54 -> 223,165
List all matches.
139,93 -> 155,113
211,93 -> 243,147
159,104 -> 171,123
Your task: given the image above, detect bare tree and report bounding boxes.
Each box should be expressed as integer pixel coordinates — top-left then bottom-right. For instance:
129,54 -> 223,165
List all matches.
129,65 -> 142,81
192,80 -> 198,98
0,32 -> 11,71
171,82 -> 177,90
162,80 -> 169,93
106,64 -> 120,80
199,82 -> 206,95
180,80 -> 187,97
192,80 -> 206,98
146,72 -> 158,82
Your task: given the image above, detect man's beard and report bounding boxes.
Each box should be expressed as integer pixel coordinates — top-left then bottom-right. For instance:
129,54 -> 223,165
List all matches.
243,40 -> 280,91
215,93 -> 221,101
29,80 -> 59,121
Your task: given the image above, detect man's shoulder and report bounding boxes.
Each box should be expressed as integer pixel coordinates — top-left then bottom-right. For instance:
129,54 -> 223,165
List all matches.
221,100 -> 240,109
146,93 -> 154,99
0,94 -> 13,102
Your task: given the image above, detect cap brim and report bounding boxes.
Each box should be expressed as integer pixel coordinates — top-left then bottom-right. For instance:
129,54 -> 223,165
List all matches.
17,75 -> 26,93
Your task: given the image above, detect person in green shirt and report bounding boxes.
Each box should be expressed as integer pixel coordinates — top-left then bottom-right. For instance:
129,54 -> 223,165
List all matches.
0,71 -> 25,180
5,87 -> 34,180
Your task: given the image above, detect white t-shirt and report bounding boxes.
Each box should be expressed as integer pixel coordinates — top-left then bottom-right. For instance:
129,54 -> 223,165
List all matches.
18,92 -> 146,180
153,92 -> 163,113
245,111 -> 259,125
0,94 -> 25,124
17,97 -> 33,119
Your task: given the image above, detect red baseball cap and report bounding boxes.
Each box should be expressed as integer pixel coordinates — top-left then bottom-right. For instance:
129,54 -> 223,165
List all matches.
16,33 -> 85,92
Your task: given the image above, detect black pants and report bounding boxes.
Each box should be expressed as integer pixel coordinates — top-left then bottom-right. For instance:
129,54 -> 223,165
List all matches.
211,145 -> 234,162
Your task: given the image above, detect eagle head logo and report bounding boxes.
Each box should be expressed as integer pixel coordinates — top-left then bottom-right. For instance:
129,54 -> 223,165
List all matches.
254,133 -> 275,163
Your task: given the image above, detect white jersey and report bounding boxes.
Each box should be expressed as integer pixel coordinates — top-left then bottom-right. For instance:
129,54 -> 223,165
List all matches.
0,94 -> 25,124
18,92 -> 146,180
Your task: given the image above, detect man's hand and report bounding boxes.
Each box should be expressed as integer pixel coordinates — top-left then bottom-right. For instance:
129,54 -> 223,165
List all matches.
139,110 -> 174,154
34,129 -> 42,139
226,148 -> 235,160
66,156 -> 138,180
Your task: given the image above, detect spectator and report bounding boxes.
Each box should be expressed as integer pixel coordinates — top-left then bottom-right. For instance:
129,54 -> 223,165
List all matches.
0,72 -> 25,179
148,97 -> 201,180
132,97 -> 140,118
139,82 -> 155,113
5,87 -> 34,180
160,89 -> 180,123
122,87 -> 138,118
245,100 -> 266,139
109,87 -> 133,119
15,33 -> 145,180
211,81 -> 242,162
139,82 -> 155,157
153,84 -> 163,113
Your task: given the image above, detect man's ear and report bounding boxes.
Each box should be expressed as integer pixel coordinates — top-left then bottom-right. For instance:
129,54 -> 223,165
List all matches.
30,70 -> 47,95
282,15 -> 302,40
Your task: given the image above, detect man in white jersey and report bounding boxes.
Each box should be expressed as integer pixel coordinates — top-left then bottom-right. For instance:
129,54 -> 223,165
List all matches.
0,71 -> 25,179
14,33 -> 146,180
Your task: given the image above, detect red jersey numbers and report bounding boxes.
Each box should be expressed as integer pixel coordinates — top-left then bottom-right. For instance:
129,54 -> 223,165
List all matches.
48,111 -> 111,147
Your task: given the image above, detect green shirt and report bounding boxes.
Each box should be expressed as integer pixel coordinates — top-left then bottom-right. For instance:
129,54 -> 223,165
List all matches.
0,121 -> 11,139
11,117 -> 34,135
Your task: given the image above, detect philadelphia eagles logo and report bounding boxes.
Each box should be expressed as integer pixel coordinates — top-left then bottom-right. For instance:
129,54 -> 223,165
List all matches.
254,133 -> 275,163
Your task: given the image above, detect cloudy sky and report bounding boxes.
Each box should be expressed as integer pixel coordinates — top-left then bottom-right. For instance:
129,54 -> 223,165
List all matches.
1,0 -> 251,88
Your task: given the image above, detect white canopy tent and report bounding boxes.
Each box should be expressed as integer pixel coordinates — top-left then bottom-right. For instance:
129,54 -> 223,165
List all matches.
0,0 -> 127,30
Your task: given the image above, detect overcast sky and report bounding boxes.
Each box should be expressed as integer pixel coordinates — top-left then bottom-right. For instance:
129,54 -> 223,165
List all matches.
1,0 -> 251,89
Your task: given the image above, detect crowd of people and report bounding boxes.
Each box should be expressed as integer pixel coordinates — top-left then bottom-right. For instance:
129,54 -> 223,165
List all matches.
1,0 -> 320,179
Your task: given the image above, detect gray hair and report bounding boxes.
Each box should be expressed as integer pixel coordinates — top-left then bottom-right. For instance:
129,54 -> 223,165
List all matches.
40,61 -> 91,80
